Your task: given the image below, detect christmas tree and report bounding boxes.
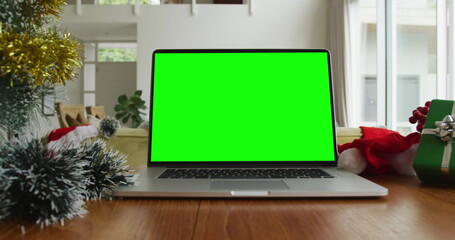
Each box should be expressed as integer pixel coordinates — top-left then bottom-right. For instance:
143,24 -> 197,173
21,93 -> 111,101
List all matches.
0,2 -> 133,229
0,0 -> 82,141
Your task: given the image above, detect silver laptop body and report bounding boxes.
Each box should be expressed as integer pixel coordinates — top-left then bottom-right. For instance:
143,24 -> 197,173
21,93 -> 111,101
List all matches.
113,49 -> 387,198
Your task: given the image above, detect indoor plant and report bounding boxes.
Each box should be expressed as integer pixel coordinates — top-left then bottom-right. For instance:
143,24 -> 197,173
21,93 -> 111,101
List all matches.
114,90 -> 147,128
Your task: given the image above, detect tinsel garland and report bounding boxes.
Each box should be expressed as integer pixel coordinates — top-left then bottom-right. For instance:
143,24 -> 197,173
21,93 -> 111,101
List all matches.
99,117 -> 121,138
0,137 -> 133,228
79,139 -> 129,199
0,0 -> 65,32
0,0 -> 81,87
0,0 -> 82,139
0,0 -> 134,230
0,81 -> 48,140
0,26 -> 83,86
0,137 -> 89,227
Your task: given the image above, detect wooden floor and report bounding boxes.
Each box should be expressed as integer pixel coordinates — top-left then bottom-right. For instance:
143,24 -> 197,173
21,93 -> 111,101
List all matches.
1,175 -> 455,240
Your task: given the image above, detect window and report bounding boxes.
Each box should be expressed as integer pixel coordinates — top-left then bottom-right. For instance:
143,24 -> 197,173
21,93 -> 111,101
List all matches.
98,43 -> 137,62
352,0 -> 440,134
84,42 -> 97,107
82,42 -> 137,106
358,0 -> 379,127
396,1 -> 436,134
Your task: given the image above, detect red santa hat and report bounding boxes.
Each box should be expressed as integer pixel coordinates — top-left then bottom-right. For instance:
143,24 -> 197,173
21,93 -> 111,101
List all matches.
47,124 -> 98,150
338,127 -> 421,175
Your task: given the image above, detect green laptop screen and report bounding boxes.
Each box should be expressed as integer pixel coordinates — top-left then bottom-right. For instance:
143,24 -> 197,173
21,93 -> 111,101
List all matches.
151,50 -> 336,162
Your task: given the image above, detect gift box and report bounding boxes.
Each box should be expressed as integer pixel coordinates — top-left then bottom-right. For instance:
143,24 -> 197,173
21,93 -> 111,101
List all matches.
414,99 -> 455,184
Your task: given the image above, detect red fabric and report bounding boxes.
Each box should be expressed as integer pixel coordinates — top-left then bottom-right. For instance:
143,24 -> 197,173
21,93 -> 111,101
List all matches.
338,127 -> 421,174
48,126 -> 78,142
47,124 -> 91,142
360,126 -> 396,139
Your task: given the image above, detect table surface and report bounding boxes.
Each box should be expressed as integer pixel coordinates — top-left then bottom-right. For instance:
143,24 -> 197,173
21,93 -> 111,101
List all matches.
1,175 -> 455,240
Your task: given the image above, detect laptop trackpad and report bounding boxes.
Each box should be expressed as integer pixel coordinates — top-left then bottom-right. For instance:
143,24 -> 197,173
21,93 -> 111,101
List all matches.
210,180 -> 289,190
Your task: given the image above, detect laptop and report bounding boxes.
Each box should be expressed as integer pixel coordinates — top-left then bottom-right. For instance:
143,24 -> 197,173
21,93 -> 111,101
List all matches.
112,49 -> 388,198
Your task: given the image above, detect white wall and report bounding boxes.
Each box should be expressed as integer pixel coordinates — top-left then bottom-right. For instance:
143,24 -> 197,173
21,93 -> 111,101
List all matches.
35,71 -> 82,136
96,62 -> 137,122
137,0 -> 327,106
61,0 -> 328,108
64,70 -> 83,105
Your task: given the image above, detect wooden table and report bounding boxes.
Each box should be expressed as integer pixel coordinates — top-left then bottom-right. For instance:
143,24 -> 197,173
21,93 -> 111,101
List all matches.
1,175 -> 455,240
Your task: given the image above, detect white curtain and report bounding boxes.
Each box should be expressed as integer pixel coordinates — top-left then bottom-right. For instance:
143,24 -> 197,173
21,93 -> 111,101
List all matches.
327,0 -> 358,127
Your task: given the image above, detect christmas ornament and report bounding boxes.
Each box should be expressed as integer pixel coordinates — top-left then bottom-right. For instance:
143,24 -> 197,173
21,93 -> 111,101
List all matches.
99,117 -> 121,138
408,101 -> 431,133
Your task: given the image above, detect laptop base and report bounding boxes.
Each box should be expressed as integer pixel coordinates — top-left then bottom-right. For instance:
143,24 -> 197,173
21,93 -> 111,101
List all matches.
112,167 -> 388,198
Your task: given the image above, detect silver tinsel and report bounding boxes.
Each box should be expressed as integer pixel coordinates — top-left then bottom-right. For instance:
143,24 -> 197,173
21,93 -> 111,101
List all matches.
0,82 -> 48,141
0,137 -> 89,228
0,136 -> 133,229
99,117 -> 121,138
79,139 -> 129,199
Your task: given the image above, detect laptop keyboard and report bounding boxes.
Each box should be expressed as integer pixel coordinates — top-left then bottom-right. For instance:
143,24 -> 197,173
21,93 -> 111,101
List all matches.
158,168 -> 334,179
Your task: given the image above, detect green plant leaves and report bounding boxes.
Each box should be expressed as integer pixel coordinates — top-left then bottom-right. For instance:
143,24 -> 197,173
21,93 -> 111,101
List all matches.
117,94 -> 127,104
122,115 -> 130,123
113,91 -> 147,128
131,97 -> 142,106
114,104 -> 123,112
115,112 -> 128,119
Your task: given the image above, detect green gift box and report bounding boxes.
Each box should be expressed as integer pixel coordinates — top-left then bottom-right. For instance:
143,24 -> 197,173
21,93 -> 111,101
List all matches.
414,99 -> 455,185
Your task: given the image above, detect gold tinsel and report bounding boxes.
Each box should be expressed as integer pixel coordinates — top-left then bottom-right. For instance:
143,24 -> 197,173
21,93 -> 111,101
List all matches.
0,26 -> 83,86
36,0 -> 66,18
23,0 -> 66,24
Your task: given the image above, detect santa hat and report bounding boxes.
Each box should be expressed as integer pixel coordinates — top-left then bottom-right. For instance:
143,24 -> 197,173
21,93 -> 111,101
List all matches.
47,124 -> 98,150
338,127 -> 421,175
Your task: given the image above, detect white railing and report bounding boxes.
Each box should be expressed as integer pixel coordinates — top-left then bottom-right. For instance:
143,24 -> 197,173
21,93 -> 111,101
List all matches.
76,0 -> 255,16
74,0 -> 253,16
